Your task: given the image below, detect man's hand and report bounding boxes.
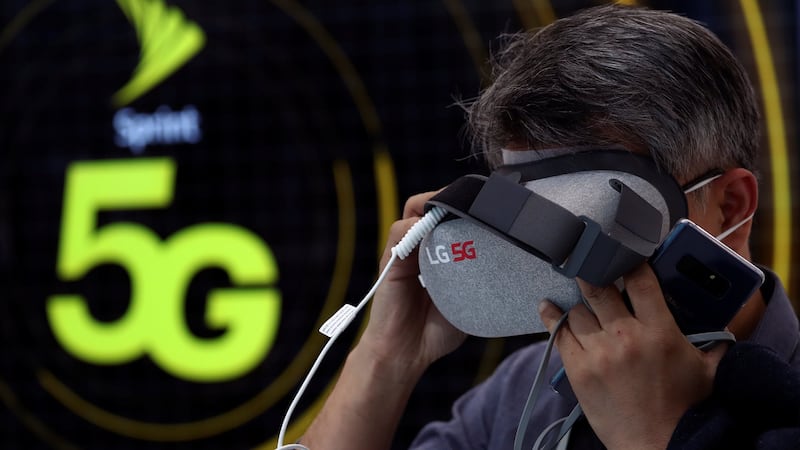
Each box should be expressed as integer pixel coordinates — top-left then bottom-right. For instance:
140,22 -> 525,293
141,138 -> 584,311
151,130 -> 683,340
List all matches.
359,190 -> 467,375
539,264 -> 728,450
301,191 -> 465,450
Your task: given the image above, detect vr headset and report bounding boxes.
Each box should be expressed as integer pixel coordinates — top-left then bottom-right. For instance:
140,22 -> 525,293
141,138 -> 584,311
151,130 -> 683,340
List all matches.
417,149 -> 688,337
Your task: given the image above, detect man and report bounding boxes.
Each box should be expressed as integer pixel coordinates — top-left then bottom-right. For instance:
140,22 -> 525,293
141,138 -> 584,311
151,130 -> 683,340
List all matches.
299,4 -> 800,449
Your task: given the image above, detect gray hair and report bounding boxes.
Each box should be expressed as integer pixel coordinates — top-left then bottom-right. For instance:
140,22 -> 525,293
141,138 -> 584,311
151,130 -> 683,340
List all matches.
466,4 -> 760,181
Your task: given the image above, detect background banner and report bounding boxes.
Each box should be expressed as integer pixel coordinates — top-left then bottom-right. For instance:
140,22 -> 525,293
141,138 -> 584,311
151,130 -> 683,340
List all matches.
0,1 -> 796,448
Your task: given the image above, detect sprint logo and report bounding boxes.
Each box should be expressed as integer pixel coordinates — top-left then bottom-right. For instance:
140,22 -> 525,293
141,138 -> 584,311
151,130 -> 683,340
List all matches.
112,0 -> 206,107
114,104 -> 202,153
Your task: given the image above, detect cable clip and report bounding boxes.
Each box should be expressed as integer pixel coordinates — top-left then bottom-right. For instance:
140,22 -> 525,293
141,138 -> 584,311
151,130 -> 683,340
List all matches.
319,304 -> 357,337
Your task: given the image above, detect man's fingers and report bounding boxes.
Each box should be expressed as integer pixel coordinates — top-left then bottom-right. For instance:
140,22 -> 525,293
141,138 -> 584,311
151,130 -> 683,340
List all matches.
622,264 -> 672,325
402,190 -> 441,219
539,300 -> 583,351
576,279 -> 631,325
566,303 -> 602,341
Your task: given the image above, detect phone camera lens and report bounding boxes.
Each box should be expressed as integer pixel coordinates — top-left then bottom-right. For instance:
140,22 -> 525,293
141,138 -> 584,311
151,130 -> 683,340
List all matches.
676,254 -> 730,298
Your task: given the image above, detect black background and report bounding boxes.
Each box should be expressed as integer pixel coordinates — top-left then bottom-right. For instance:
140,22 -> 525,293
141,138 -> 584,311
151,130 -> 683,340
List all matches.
0,1 -> 797,449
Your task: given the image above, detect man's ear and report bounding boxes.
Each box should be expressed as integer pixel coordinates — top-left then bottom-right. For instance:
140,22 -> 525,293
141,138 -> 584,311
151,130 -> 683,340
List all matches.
715,168 -> 758,250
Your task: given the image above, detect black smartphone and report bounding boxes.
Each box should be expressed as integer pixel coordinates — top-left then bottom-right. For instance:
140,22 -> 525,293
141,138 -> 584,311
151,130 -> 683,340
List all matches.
648,218 -> 765,334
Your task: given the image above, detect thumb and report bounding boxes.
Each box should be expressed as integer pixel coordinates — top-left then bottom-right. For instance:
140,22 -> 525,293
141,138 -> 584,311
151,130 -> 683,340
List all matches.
703,339 -> 732,378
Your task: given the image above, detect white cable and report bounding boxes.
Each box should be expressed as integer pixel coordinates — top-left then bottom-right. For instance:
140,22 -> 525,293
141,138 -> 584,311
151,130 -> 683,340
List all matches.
715,213 -> 754,241
687,330 -> 736,351
683,173 -> 722,194
531,416 -> 567,450
393,206 -> 447,259
275,207 -> 447,449
544,404 -> 582,450
513,313 -> 569,450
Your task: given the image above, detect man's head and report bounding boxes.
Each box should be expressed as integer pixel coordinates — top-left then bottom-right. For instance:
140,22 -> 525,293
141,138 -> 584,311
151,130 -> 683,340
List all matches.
459,4 -> 766,337
467,4 -> 760,185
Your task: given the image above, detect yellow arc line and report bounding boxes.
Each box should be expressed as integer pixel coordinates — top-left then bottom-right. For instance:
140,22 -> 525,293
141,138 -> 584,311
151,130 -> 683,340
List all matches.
268,0 -> 399,255
374,145 -> 399,249
532,0 -> 557,24
0,0 -> 54,53
270,0 -> 381,136
511,0 -> 555,30
0,380 -> 78,450
442,0 -> 489,83
740,0 -> 792,286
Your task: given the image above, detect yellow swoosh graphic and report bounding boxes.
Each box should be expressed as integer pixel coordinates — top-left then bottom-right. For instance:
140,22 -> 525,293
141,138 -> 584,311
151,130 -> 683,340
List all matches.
113,0 -> 206,107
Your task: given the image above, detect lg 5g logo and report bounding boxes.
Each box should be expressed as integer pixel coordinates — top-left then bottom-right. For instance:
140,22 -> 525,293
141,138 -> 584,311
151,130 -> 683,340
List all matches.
424,240 -> 476,264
